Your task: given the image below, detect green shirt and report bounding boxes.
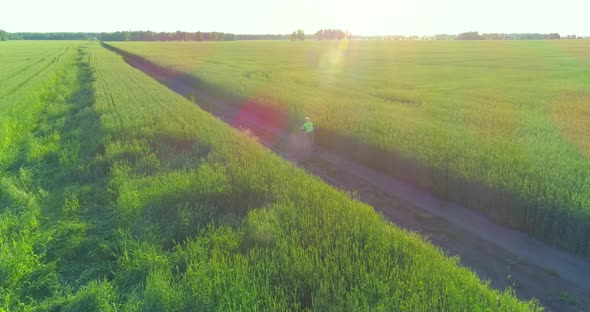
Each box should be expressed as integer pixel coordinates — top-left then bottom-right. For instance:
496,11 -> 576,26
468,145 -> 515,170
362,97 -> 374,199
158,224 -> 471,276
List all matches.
302,121 -> 314,133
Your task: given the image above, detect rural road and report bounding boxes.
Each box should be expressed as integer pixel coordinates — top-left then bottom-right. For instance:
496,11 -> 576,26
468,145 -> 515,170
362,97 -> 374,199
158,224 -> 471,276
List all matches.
105,43 -> 590,311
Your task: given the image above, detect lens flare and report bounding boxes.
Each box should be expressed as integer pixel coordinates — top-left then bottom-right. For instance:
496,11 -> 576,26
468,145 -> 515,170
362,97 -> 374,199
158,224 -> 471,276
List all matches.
317,38 -> 352,87
230,100 -> 288,146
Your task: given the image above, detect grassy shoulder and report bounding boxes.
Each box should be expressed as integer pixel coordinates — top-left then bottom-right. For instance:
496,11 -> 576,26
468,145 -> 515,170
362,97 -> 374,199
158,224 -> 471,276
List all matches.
107,40 -> 590,257
1,42 -> 540,311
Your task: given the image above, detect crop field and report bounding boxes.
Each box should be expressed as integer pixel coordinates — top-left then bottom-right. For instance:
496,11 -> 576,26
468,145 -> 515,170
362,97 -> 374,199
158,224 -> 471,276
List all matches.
0,41 -> 543,310
109,40 -> 590,256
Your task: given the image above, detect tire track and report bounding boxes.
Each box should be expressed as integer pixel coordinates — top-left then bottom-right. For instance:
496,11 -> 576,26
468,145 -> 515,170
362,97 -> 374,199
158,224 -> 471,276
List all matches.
2,44 -> 71,97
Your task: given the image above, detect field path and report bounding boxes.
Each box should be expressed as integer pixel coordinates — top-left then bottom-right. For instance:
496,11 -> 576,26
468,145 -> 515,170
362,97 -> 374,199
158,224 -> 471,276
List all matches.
104,43 -> 590,311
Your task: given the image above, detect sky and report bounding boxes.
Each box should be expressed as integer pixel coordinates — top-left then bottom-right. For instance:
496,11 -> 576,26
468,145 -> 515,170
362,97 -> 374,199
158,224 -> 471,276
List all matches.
1,0 -> 588,36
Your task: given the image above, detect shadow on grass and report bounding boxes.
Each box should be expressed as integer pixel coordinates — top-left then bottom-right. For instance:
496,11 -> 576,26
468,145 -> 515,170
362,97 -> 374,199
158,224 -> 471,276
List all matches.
38,46 -> 115,289
101,42 -> 241,112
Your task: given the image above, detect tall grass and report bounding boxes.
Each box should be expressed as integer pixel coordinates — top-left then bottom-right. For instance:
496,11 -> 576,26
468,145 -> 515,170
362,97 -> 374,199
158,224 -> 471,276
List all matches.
0,41 -> 541,311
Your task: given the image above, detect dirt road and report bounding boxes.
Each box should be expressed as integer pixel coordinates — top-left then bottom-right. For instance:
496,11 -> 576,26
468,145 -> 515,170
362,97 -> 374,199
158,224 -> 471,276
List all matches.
105,43 -> 590,311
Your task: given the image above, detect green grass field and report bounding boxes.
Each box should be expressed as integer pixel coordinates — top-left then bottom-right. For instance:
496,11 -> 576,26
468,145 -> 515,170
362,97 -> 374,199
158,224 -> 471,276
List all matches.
0,41 -> 542,310
109,40 -> 590,256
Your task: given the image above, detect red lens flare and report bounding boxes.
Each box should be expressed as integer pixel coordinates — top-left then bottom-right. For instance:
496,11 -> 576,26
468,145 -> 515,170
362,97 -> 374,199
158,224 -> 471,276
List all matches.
230,100 -> 288,146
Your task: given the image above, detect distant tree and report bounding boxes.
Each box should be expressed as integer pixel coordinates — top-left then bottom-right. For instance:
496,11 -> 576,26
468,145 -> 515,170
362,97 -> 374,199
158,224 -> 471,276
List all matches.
456,31 -> 482,40
237,34 -> 290,40
547,33 -> 561,39
0,30 -> 8,41
122,31 -> 131,41
213,32 -> 225,41
315,29 -> 325,40
314,29 -> 347,40
296,29 -> 305,41
482,33 -> 499,40
432,34 -> 456,40
223,33 -> 236,41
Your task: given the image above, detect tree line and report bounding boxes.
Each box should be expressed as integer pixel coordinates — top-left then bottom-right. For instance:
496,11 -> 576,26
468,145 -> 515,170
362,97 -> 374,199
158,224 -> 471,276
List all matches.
3,29 -> 583,42
352,33 -> 586,40
101,31 -> 236,41
2,31 -> 311,41
2,29 -> 352,42
455,31 -> 570,40
4,31 -> 237,41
